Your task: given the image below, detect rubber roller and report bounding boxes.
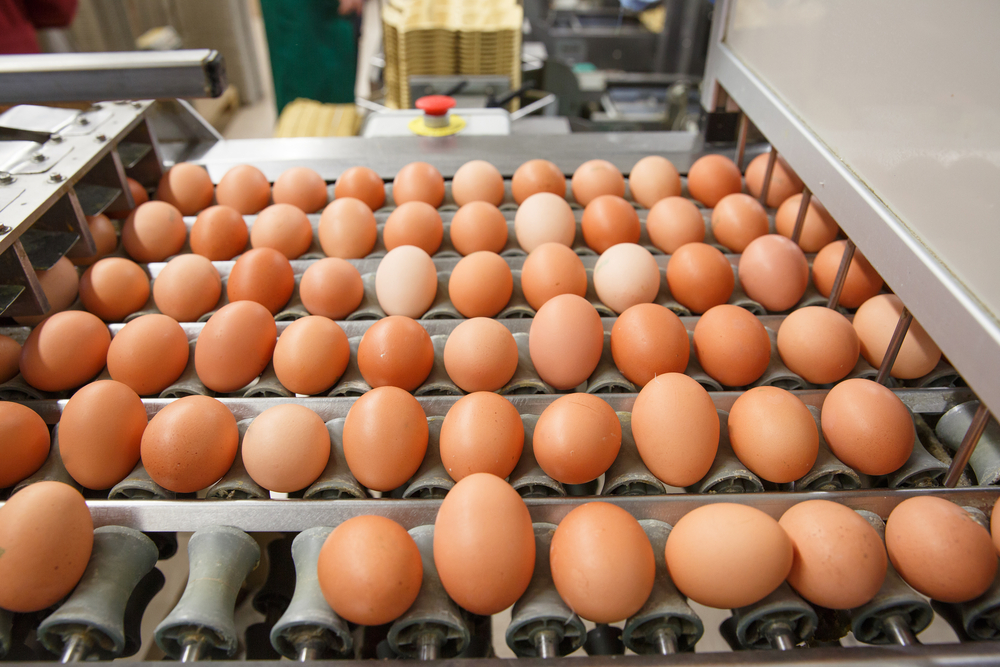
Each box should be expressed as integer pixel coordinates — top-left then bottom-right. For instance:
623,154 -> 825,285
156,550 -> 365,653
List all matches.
414,336 -> 462,396
122,568 -> 166,658
683,333 -> 723,392
387,525 -> 470,659
602,414 -> 666,496
243,361 -> 293,398
793,407 -> 860,491
423,272 -> 462,320
37,526 -> 159,661
722,582 -> 817,650
850,510 -> 932,646
500,333 -> 556,395
932,508 -> 1000,641
0,369 -> 48,401
751,328 -> 807,391
584,269 -> 615,317
275,277 -> 309,321
583,624 -> 624,655
623,520 -> 703,654
728,286 -> 765,316
887,411 -> 948,488
653,272 -> 692,317
510,415 -> 565,498
404,417 -> 454,499
937,400 -> 1000,486
154,525 -> 261,661
271,528 -> 353,660
304,418 -> 368,499
207,419 -> 269,499
328,337 -> 371,397
159,341 -> 212,398
348,273 -> 387,321
506,523 -> 586,657
11,423 -> 80,495
460,613 -> 494,658
586,333 -> 636,394
846,356 -> 886,384
253,535 -> 296,623
0,609 -> 11,659
109,458 -> 176,500
915,359 -> 961,388
498,272 -> 535,318
689,410 -> 763,494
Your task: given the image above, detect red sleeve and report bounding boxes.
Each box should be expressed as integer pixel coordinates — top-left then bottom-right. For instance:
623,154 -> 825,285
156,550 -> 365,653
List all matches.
24,0 -> 78,28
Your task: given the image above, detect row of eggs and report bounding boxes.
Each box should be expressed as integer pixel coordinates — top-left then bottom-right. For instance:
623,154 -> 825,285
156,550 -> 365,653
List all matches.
2,478 -> 998,634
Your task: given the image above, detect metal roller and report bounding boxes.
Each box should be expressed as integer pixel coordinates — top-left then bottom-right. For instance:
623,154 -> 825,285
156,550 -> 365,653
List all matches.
888,411 -> 949,489
510,414 -> 565,498
689,410 -> 764,494
498,271 -> 535,318
154,525 -> 261,661
346,272 -> 387,321
423,272 -> 462,320
387,525 -> 470,659
937,400 -> 1000,486
11,423 -> 80,495
587,333 -> 637,394
37,526 -> 159,661
122,568 -> 166,658
206,419 -> 269,499
793,406 -> 860,491
271,528 -> 353,660
109,459 -> 176,500
500,333 -> 556,395
0,371 -> 50,401
275,276 -> 309,321
506,523 -> 585,658
603,414 -> 666,496
328,337 -> 371,397
850,511 -> 932,646
583,624 -> 625,655
915,359 -> 962,389
932,568 -> 1000,641
723,582 -> 817,650
244,361 -> 293,398
404,417 -> 455,499
305,418 -> 369,499
624,520 -> 703,654
414,335 -> 463,396
159,341 -> 212,398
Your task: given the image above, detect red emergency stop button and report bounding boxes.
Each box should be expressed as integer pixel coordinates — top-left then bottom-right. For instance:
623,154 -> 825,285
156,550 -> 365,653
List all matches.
415,95 -> 456,116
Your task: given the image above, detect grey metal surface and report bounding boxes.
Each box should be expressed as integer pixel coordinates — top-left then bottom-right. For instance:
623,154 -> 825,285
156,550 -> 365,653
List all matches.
0,50 -> 226,103
701,0 -> 1000,419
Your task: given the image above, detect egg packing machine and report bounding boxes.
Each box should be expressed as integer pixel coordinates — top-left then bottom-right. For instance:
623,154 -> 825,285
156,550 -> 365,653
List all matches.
2,2 -> 1000,664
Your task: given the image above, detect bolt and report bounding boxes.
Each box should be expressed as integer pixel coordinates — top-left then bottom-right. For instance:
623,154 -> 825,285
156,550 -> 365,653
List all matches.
96,134 -> 107,142
0,172 -> 13,185
131,101 -> 142,109
0,224 -> 10,235
48,172 -> 64,183
77,117 -> 90,126
49,134 -> 62,143
31,153 -> 46,163
89,103 -> 103,111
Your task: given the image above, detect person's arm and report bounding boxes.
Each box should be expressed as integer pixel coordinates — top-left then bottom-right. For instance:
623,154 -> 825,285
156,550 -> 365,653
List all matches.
24,0 -> 78,29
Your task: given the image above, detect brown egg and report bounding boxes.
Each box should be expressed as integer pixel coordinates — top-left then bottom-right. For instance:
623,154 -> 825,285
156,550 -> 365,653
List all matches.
593,243 -> 660,314
0,334 -> 23,384
693,305 -> 771,387
443,318 -> 518,392
153,254 -> 221,322
393,162 -> 444,207
190,205 -> 249,260
665,242 -> 734,314
452,160 -> 504,206
0,402 -> 49,488
384,201 -> 443,255
71,213 -> 118,266
854,294 -> 941,379
14,256 -> 79,326
550,502 -> 654,622
375,246 -> 438,318
514,192 -> 576,252
440,392 -> 523,480
780,500 -> 887,609
141,395 -> 238,492
628,156 -> 681,208
728,387 -> 818,483
449,251 -> 513,318
19,311 -> 110,392
666,503 -> 793,608
450,201 -> 508,255
343,386 -> 428,491
226,247 -> 294,315
687,154 -> 742,208
887,496 -> 997,603
194,301 -> 277,393
108,177 -> 148,220
528,294 -> 604,390
434,473 -> 535,614
318,516 -> 422,625
534,394 -> 622,484
775,194 -> 838,252
318,197 -> 378,258
334,166 -> 386,211
250,203 -> 313,259
777,307 -> 859,384
216,164 -> 271,214
631,373 -> 718,486
273,316 -> 350,395
994,503 -> 1000,556
512,159 -> 566,204
59,380 -> 147,489
738,234 -> 809,312
272,166 -> 327,213
610,304 -> 689,386
745,154 -> 803,208
155,163 -> 214,215
820,378 -> 914,475
711,194 -> 769,252
646,196 -> 705,254
812,240 -> 883,308
122,201 -> 186,262
358,316 -> 434,391
299,258 -> 364,319
572,159 -> 625,206
79,257 -> 149,322
242,404 -> 330,492
0,481 -> 93,612
520,242 -> 587,311
107,314 -> 190,395
581,195 -> 641,253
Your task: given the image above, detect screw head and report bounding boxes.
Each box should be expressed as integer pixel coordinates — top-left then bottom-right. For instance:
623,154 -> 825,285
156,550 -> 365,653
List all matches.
131,101 -> 142,109
96,134 -> 107,142
48,172 -> 64,183
0,224 -> 10,235
31,153 -> 46,163
49,134 -> 63,143
77,117 -> 90,126
0,172 -> 13,185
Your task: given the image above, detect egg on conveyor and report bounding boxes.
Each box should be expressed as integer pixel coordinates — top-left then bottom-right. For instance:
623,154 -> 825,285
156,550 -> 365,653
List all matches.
528,294 -> 604,390
820,378 -> 914,476
375,245 -> 438,318
242,404 -> 330,492
79,257 -> 150,322
299,258 -> 364,320
0,401 -> 50,488
152,254 -> 222,322
593,243 -> 660,314
534,393 -> 622,484
450,201 -> 508,255
250,203 -> 313,259
155,162 -> 214,215
451,160 -> 504,207
520,242 -> 587,311
581,195 -> 640,253
710,193 -> 768,253
357,315 -> 434,392
686,154 -> 741,208
392,161 -> 445,207
107,313 -> 190,396
122,201 -> 186,262
628,156 -> 681,209
440,392 -> 523,481
610,303 -> 689,387
645,196 -> 705,254
728,386 -> 818,483
443,317 -> 518,393
318,197 -> 378,259
19,310 -> 111,392
190,205 -> 249,261
194,301 -> 277,393
384,201 -> 444,255
226,247 -> 295,315
665,242 -> 734,314
334,166 -> 385,211
811,240 -> 883,308
216,164 -> 271,214
449,251 -> 513,318
342,386 -> 428,492
571,159 -> 625,206
514,192 -> 576,253
272,166 -> 328,213
693,304 -> 771,387
512,159 -> 565,204
273,316 -> 350,395
738,234 -> 809,312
